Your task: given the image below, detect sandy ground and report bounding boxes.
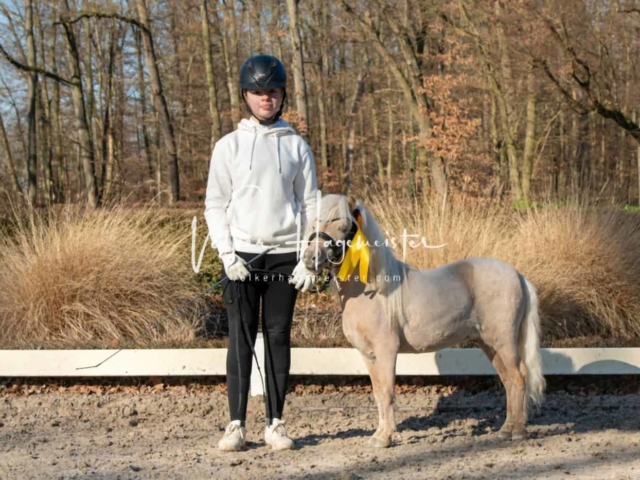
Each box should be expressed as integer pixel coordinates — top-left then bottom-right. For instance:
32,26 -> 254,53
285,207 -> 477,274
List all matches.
1,379 -> 640,479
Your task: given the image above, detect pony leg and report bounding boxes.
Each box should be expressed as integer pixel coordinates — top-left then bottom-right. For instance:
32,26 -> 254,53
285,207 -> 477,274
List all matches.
479,343 -> 513,438
496,346 -> 527,440
362,356 -> 384,439
362,352 -> 397,448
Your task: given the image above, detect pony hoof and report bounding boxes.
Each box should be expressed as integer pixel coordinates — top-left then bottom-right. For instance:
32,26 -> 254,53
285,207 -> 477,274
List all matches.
498,429 -> 513,440
369,435 -> 391,448
512,429 -> 527,441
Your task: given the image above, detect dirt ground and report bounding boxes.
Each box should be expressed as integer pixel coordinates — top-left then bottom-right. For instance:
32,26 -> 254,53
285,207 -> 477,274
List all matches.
1,378 -> 640,479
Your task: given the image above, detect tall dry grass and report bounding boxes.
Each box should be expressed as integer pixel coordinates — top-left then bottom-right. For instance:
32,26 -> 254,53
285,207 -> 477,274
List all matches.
0,205 -> 212,349
365,193 -> 640,344
1,194 -> 639,349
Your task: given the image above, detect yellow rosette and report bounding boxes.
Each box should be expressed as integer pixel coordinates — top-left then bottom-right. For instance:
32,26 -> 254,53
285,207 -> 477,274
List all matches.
337,215 -> 370,284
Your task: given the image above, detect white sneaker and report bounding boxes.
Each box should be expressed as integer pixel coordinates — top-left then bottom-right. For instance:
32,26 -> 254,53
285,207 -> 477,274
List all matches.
264,419 -> 294,451
217,421 -> 246,451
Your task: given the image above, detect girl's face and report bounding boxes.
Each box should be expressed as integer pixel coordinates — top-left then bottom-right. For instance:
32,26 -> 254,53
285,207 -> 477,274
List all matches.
244,88 -> 283,121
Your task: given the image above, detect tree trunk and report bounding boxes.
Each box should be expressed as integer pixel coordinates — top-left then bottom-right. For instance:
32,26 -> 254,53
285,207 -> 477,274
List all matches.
134,29 -> 154,192
0,78 -> 27,157
98,26 -> 116,203
343,67 -> 367,193
489,92 -> 503,197
135,0 -> 180,203
113,32 -> 126,202
286,0 -> 309,138
169,2 -> 189,163
83,17 -> 95,154
220,0 -> 241,126
370,89 -> 385,184
635,111 -> 640,205
47,5 -> 65,203
60,1 -> 99,208
521,66 -> 537,201
364,48 -> 384,184
588,112 -> 598,188
35,4 -> 53,205
273,0 -> 284,60
200,0 -> 222,151
494,3 -> 521,201
152,105 -> 162,199
314,0 -> 330,169
409,133 -> 417,200
317,86 -> 328,169
25,0 -> 38,206
559,107 -> 566,200
600,116 -> 606,189
0,111 -> 22,199
248,0 -> 263,53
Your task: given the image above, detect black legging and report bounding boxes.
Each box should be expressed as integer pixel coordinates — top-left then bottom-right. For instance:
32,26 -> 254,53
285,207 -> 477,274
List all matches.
222,251 -> 299,423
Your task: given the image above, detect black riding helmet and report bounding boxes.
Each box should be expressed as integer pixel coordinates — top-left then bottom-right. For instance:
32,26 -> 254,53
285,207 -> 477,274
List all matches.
239,54 -> 287,123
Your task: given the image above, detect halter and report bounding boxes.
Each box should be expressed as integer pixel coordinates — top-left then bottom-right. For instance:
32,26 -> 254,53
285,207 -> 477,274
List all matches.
307,211 -> 360,262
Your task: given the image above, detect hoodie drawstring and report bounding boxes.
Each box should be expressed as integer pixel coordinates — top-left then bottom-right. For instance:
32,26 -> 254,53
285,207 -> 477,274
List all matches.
239,118 -> 293,173
249,132 -> 257,171
276,135 -> 282,174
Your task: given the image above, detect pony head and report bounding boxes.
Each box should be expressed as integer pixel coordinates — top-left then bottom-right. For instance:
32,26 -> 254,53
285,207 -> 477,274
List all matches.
303,194 -> 361,273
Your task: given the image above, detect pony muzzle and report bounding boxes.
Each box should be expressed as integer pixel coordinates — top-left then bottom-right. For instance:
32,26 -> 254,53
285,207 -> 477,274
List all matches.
302,242 -> 328,272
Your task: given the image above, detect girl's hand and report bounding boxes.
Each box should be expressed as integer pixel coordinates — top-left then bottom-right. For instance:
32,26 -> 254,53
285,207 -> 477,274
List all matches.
290,260 -> 316,292
220,253 -> 251,281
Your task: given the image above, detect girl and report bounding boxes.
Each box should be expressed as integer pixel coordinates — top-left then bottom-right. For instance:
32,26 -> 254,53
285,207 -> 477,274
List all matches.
204,54 -> 318,451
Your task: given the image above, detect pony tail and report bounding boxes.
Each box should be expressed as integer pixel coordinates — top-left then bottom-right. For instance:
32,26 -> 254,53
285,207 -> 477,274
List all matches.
519,277 -> 546,415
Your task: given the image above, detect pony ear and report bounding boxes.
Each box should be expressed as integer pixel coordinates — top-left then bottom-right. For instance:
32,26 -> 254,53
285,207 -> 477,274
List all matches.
348,195 -> 365,228
347,195 -> 358,212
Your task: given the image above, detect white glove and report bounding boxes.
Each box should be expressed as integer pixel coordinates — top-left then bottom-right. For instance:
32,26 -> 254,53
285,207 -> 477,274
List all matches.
289,259 -> 316,292
220,252 -> 250,281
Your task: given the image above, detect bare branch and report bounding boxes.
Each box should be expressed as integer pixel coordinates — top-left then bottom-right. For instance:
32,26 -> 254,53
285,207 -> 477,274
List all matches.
538,55 -> 640,142
0,42 -> 76,87
55,10 -> 150,34
536,58 -> 591,115
534,10 -> 640,143
338,0 -> 419,120
593,102 -> 640,142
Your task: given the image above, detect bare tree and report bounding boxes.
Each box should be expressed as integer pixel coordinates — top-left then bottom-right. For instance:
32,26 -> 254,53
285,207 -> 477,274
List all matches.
95,20 -> 118,203
134,28 -> 154,192
35,3 -> 54,205
344,66 -> 368,193
0,110 -> 23,200
220,0 -> 241,127
24,0 -> 38,205
286,0 -> 309,138
0,0 -> 638,206
200,0 -> 222,151
536,11 -> 640,145
339,0 -> 448,204
135,0 -> 180,203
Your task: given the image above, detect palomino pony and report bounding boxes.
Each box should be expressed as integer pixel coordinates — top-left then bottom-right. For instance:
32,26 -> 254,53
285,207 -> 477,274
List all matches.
302,194 -> 545,448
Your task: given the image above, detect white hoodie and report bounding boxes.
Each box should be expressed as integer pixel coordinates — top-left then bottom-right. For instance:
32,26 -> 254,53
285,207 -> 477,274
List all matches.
204,118 -> 318,256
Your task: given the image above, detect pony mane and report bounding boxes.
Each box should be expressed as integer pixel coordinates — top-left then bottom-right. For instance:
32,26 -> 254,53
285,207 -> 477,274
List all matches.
315,194 -> 407,328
